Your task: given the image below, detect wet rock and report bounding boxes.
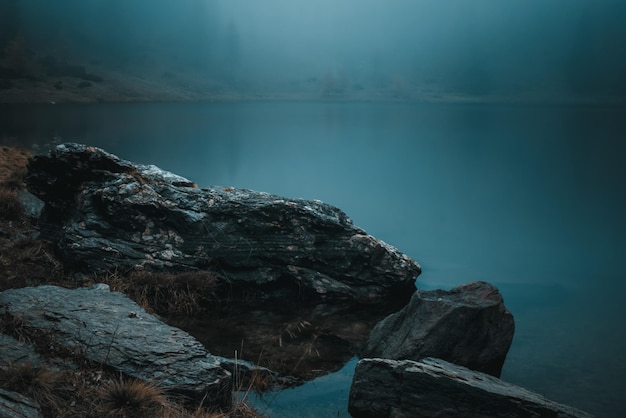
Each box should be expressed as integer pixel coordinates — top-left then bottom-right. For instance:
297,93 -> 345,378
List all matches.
363,281 -> 514,377
348,357 -> 594,418
26,143 -> 420,305
0,388 -> 42,418
16,190 -> 44,220
0,284 -> 231,407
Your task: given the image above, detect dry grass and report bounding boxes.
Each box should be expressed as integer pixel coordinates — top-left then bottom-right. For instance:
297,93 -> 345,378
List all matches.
102,270 -> 219,316
0,146 -> 27,220
0,363 -> 60,400
0,145 -> 30,187
0,363 -> 262,418
0,363 -> 102,418
0,145 -> 63,290
0,187 -> 24,220
99,378 -> 167,417
0,236 -> 63,291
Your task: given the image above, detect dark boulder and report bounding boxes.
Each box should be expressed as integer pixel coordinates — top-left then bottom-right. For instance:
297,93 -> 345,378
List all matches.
16,190 -> 44,220
348,357 -> 595,418
26,143 -> 420,306
0,284 -> 231,407
363,281 -> 514,377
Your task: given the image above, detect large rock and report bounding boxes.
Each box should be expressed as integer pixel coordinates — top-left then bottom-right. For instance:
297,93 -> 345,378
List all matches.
348,357 -> 594,418
0,284 -> 231,407
363,281 -> 514,377
26,143 -> 420,305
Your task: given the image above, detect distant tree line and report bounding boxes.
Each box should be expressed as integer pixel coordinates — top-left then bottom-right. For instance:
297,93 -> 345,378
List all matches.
2,0 -> 625,100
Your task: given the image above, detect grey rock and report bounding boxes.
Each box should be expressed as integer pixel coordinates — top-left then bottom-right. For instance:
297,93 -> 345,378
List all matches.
348,357 -> 595,418
0,389 -> 42,418
363,281 -> 514,377
0,334 -> 42,368
0,284 -> 231,407
16,190 -> 44,220
26,143 -> 420,305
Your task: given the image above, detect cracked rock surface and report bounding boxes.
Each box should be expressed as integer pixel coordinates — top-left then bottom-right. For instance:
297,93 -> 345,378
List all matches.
349,357 -> 595,418
27,143 -> 421,305
0,284 -> 231,406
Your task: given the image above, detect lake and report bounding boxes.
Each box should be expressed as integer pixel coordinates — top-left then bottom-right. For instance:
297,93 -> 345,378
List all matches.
2,101 -> 625,417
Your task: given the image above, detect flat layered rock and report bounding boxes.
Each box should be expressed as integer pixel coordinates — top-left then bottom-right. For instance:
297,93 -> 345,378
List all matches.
27,143 -> 420,305
0,284 -> 231,407
348,357 -> 595,418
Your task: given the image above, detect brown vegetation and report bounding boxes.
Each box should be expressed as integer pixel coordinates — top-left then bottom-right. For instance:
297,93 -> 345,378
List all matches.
0,362 -> 260,418
0,187 -> 23,220
0,146 -> 64,290
104,270 -> 218,316
0,146 -> 30,188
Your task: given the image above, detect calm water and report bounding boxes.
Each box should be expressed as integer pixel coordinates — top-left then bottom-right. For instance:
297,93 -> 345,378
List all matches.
2,102 -> 625,417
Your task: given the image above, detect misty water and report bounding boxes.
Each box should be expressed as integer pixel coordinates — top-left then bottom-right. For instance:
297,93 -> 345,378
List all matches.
2,101 -> 625,417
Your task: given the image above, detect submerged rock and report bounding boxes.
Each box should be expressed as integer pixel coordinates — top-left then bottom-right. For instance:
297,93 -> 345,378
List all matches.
363,281 -> 514,377
26,143 -> 420,305
348,357 -> 594,418
0,284 -> 231,407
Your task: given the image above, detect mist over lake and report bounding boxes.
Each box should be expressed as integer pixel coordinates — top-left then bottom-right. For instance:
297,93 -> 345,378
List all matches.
2,0 -> 626,103
2,101 -> 625,417
1,1 -> 626,417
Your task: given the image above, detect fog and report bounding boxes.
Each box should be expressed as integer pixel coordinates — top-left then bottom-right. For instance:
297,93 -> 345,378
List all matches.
2,0 -> 625,101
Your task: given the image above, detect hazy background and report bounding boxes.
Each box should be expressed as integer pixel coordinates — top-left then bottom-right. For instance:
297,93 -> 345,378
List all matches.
2,2 -> 626,416
2,0 -> 626,101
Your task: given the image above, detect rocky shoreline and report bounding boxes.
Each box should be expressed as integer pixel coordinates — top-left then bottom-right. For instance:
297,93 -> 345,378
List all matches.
0,144 -> 594,417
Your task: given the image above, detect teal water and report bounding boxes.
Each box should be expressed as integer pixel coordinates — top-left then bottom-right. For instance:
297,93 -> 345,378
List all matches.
2,101 -> 625,417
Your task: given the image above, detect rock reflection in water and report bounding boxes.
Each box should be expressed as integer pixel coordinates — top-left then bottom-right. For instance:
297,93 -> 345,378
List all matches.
171,302 -> 394,383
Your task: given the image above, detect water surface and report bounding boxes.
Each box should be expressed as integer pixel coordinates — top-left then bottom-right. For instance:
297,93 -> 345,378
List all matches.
2,101 -> 625,417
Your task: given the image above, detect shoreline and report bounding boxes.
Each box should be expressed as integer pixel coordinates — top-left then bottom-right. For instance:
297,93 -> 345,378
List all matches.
3,92 -> 625,109
2,68 -> 624,108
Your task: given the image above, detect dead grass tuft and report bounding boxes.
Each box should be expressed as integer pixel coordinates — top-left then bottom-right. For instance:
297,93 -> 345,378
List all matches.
99,377 -> 167,417
0,363 -> 102,418
0,363 -> 59,399
0,236 -> 63,291
103,270 -> 218,316
96,376 -> 263,418
0,145 -> 30,187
